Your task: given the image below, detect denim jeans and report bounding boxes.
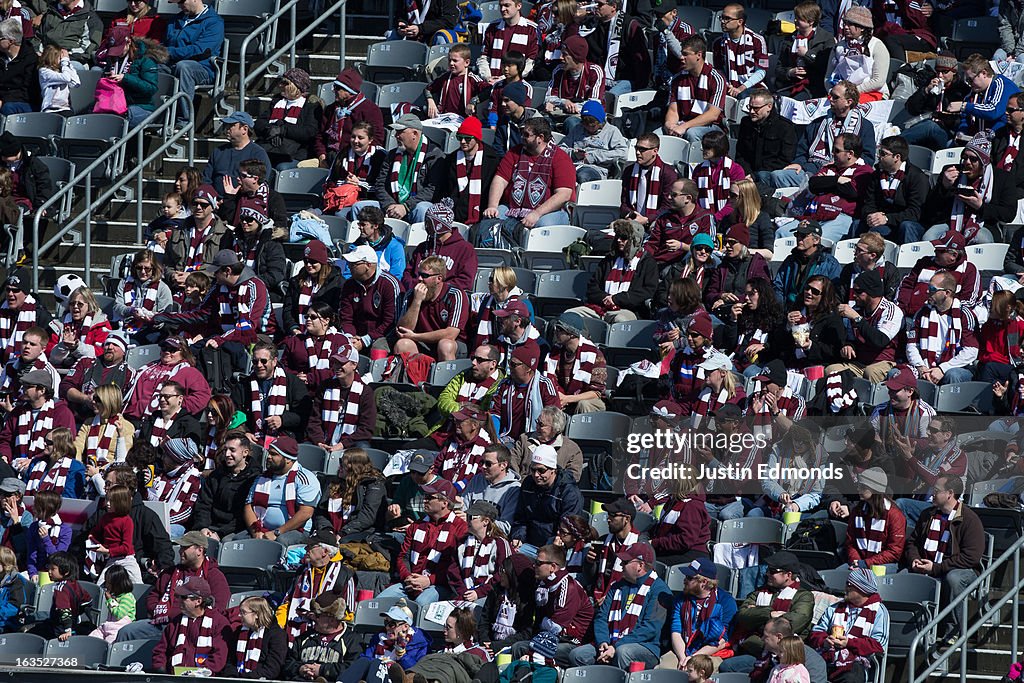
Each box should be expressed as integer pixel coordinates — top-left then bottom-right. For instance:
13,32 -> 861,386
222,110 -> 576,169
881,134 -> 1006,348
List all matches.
0,101 -> 32,115
114,619 -> 165,642
776,214 -> 853,243
705,498 -> 749,521
496,205 -> 571,227
376,581 -> 451,608
171,60 -> 214,124
939,366 -> 975,384
127,105 -> 154,129
681,124 -> 721,147
902,221 -> 994,245
896,497 -> 933,528
770,167 -> 809,189
568,642 -> 660,669
902,119 -> 952,151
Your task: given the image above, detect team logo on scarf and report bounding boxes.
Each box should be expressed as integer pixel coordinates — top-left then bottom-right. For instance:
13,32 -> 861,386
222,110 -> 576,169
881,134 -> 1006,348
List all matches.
529,177 -> 546,206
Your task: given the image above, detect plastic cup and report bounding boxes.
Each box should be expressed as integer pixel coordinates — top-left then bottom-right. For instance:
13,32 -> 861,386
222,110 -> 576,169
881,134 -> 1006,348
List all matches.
782,511 -> 802,525
871,564 -> 887,577
590,500 -> 605,515
356,589 -> 374,602
38,571 -> 50,586
496,653 -> 512,666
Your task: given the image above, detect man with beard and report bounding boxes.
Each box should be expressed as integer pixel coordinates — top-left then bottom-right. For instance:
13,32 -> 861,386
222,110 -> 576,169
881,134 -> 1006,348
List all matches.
402,198 -> 477,293
60,330 -> 134,420
191,432 -> 260,541
202,113 -> 271,198
0,325 -> 59,396
276,529 -> 355,645
493,81 -> 538,158
230,340 -> 309,441
772,219 -> 841,309
568,219 -> 657,324
869,365 -> 936,464
484,117 -> 575,229
394,255 -> 470,362
137,380 -> 202,448
0,272 -> 54,364
732,551 -> 815,657
827,269 -> 904,383
439,116 -> 499,226
492,301 -> 545,372
308,347 -> 375,452
896,230 -> 980,316
721,617 -> 828,681
489,341 -> 559,442
906,272 -> 979,385
584,497 -> 648,604
242,435 -> 321,546
861,135 -> 929,242
429,344 -> 503,439
644,179 -> 714,265
663,558 -> 737,669
893,417 -> 967,527
808,569 -> 889,683
218,159 -> 288,227
0,368 -> 76,465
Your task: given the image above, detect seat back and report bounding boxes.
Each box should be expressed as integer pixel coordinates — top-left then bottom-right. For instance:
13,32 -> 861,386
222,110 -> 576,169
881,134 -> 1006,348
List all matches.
43,635 -> 109,666
931,147 -> 962,175
522,225 -> 587,252
354,597 -> 420,631
106,638 -> 158,668
3,112 -> 65,156
895,241 -> 934,267
907,145 -> 934,173
934,381 -> 993,414
218,538 -> 284,569
833,238 -> 858,265
363,41 -> 427,84
965,243 -> 1009,271
567,411 -> 632,443
0,633 -> 47,663
376,81 -> 428,112
717,518 -> 786,545
296,443 -> 327,472
562,665 -> 627,683
126,343 -> 161,370
276,167 -> 331,195
429,358 -> 472,386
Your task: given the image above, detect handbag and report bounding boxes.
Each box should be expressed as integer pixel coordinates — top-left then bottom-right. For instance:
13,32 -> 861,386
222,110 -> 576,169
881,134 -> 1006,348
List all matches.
94,76 -> 128,115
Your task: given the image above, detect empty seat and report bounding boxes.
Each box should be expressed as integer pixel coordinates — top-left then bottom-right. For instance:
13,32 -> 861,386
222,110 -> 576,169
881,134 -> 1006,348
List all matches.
296,443 -> 327,472
562,665 -> 626,683
573,180 -> 623,230
603,320 -> 658,367
934,381 -> 993,414
35,156 -> 75,222
361,41 -> 428,84
217,538 -> 284,590
43,635 -> 109,667
430,358 -> 472,386
0,632 -> 47,664
3,112 -> 64,156
126,344 -> 161,370
58,114 -> 129,182
376,81 -> 428,116
522,225 -> 588,252
567,411 -> 631,444
70,69 -> 102,115
276,167 -> 331,213
219,0 -> 277,60
717,518 -> 786,545
106,638 -> 158,668
533,270 -> 590,317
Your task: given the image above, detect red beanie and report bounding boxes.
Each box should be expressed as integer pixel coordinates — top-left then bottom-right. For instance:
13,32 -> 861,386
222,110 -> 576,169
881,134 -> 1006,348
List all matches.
458,116 -> 483,143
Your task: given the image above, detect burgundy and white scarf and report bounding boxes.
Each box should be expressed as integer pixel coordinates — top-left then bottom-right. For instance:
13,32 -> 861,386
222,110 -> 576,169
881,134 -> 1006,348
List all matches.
508,143 -> 557,217
319,379 -> 364,445
605,255 -> 641,296
809,110 -> 865,165
455,149 -> 484,224
714,28 -> 770,88
543,337 -> 599,391
26,456 -> 72,494
408,511 -> 459,574
305,331 -> 342,372
148,413 -> 177,447
438,431 -> 492,492
121,276 -> 160,313
474,291 -> 525,343
405,0 -> 431,25
0,296 -> 37,362
629,159 -> 664,217
388,139 -> 429,204
607,570 -> 659,642
184,223 -> 212,270
268,96 -> 306,125
692,157 -> 735,215
484,17 -> 538,72
457,534 -> 511,591
151,464 -> 202,524
235,626 -> 265,673
249,367 -> 289,436
285,561 -> 346,642
750,387 -> 805,440
0,356 -> 50,393
879,162 -> 905,203
328,95 -> 369,153
594,530 -> 640,598
326,495 -> 356,532
912,299 -> 971,367
950,166 -> 994,244
203,425 -> 218,471
807,159 -> 867,221
170,613 -> 215,668
851,499 -> 890,555
295,277 -> 322,328
824,371 -> 857,413
84,415 -> 120,468
691,387 -> 732,428
753,577 -> 802,611
912,441 -> 965,495
535,569 -> 571,608
924,503 -> 958,563
15,400 -> 56,460
342,145 -> 379,181
251,467 -> 299,531
822,595 -> 884,672
999,133 -> 1021,171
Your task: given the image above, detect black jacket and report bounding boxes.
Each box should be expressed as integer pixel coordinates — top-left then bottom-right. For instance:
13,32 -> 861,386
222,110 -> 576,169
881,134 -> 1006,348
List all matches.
583,14 -> 651,89
230,369 -> 311,439
219,189 -> 289,227
837,263 -> 899,303
510,468 -> 583,546
721,208 -> 777,252
861,162 -> 931,230
137,411 -> 203,447
991,129 -> 1024,198
1005,225 -> 1024,274
218,227 -> 288,298
736,110 -> 798,176
586,252 -> 658,318
773,28 -> 835,98
920,166 -> 1018,231
228,622 -> 288,679
906,79 -> 971,134
0,47 -> 39,107
440,145 -> 500,224
774,310 -> 846,367
14,149 -> 54,213
75,491 -> 175,578
394,0 -> 458,44
282,625 -> 360,681
191,458 -> 262,539
281,265 -> 345,333
314,475 -> 388,541
255,98 -> 324,165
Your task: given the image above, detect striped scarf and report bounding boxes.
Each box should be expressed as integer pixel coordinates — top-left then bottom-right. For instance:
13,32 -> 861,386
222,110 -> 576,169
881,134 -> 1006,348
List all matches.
439,72 -> 477,118
326,496 -> 355,533
268,96 -> 305,125
652,497 -> 696,538
251,467 -> 299,531
319,378 -> 364,445
0,356 -> 50,393
203,425 -> 218,471
389,138 -> 428,204
305,330 -> 343,371
235,626 -> 265,674
121,277 -> 160,312
692,387 -> 732,428
851,499 -> 890,555
328,95 -> 368,153
148,413 -> 176,447
693,157 -> 735,215
671,65 -> 726,121
249,367 -> 290,437
998,133 -> 1021,171
151,464 -> 202,524
605,255 -> 640,296
607,570 -> 659,642
484,18 -> 538,72
594,530 -> 640,598
913,299 -> 969,367
950,166 -> 994,244
912,441 -> 964,495
822,596 -> 883,672
807,159 -> 867,221
185,223 -> 212,270
535,569 -> 570,608
26,456 -> 72,494
458,534 -> 511,591
474,291 -> 524,344
170,613 -> 215,668
714,28 -> 769,88
408,511 -> 459,575
439,431 -> 492,492
84,415 -> 120,468
295,276 -> 322,328
629,159 -> 663,217
233,235 -> 260,269
285,561 -> 346,643
754,577 -> 801,610
456,149 -> 484,224
15,400 -> 56,460
809,110 -> 865,165
60,313 -> 96,351
924,503 -> 958,563
879,163 -> 905,203
750,386 -> 805,440
0,296 -> 37,362
213,280 -> 261,335
824,371 -> 857,413
543,337 -> 599,393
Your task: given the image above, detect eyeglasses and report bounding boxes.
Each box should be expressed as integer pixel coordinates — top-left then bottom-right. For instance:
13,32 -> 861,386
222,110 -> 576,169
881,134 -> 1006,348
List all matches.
749,101 -> 771,112
135,265 -> 153,272
685,331 -> 704,339
192,201 -> 211,208
927,285 -> 949,294
828,92 -> 845,100
157,393 -> 181,400
43,439 -> 53,446
180,595 -> 202,602
471,356 -> 493,363
424,494 -> 447,502
927,426 -> 943,434
481,460 -> 499,467
531,466 -> 551,474
937,67 -> 956,74
160,346 -> 180,353
721,14 -> 742,22
417,271 -> 439,279
508,360 -> 525,369
534,559 -> 555,568
634,144 -> 657,153
253,357 -> 273,365
69,300 -> 87,308
667,191 -> 686,198
804,286 -> 822,295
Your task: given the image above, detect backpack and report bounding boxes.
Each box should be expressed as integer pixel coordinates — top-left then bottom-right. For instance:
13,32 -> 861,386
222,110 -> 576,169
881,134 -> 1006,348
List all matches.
374,386 -> 437,438
785,519 -> 838,554
472,217 -> 524,250
194,345 -> 235,395
380,352 -> 434,386
563,238 -> 592,270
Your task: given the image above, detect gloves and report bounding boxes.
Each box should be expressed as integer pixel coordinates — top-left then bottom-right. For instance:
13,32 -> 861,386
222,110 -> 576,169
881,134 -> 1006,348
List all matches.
540,617 -> 562,635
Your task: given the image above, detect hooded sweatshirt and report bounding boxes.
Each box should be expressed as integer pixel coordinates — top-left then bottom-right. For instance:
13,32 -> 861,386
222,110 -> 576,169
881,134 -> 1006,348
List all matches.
403,230 -> 478,293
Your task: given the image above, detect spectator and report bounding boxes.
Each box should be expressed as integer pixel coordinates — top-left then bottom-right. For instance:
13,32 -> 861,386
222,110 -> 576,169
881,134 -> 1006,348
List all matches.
37,45 -> 79,115
692,130 -> 746,223
643,179 -> 714,269
361,600 -> 430,668
894,417 -> 967,527
281,302 -> 347,390
197,394 -> 239,471
906,134 -> 1016,245
282,240 -> 344,337
448,499 -> 512,601
120,37 -> 166,129
402,198 -> 477,293
0,18 -> 38,114
753,421 -> 827,517
426,43 -> 483,118
202,113 -> 272,198
493,80 -> 539,158
26,489 -> 70,582
0,132 -> 54,223
73,382 -> 134,472
585,497 -> 648,603
945,54 -> 1019,141
711,3 -> 769,97
219,159 -> 287,228
485,116 -> 574,228
229,340 -> 309,440
583,0 -> 649,96
568,219 -> 657,323
534,0 -> 576,80
651,1 -> 694,89
746,360 -> 805,443
0,369 -> 76,469
316,68 -> 385,167
307,346 -> 376,451
906,271 -> 979,385
468,271 -> 532,351
372,114 -> 443,224
316,448 -> 386,542
164,0 -> 224,128
808,569 -> 888,683
276,528 -> 355,643
337,245 -> 402,358
231,595 -> 287,679
434,606 -> 490,660
48,286 -> 111,369
718,278 -> 786,381
872,0 -> 935,60
868,366 -> 936,463
137,379 -> 202,447
509,405 -> 583,482
96,0 -> 166,68
902,53 -> 968,151
0,324 -> 59,396
242,435 -> 322,545
461,442 -> 521,533
86,484 -> 140,583
979,290 -> 1024,385
736,89 -> 797,188
325,121 -> 386,213
0,544 -> 29,630
722,617 -> 828,681
559,100 -> 627,182
392,0 -> 458,45
733,551 -> 815,656
510,444 -> 582,549
862,135 -> 930,242
842,467 -> 906,573
896,230 -> 980,317
482,50 -> 531,128
664,558 -> 737,671
26,551 -> 94,639
0,476 -> 30,569
191,431 -> 259,541
113,249 -> 173,333
664,34 -> 726,146
706,223 -> 771,314
285,590 -> 362,678
476,553 -> 536,652
772,220 -> 841,310
771,80 -> 875,189
122,336 -> 211,422
543,313 -> 607,414
37,0 -> 102,68
491,300 -> 545,372
689,351 -> 745,429
649,474 -> 712,565
394,253 -> 469,362
477,0 -> 538,82
774,2 -> 834,100
826,268 -> 904,383
517,543 -> 594,661
219,205 -> 286,300
720,178 -> 775,259
621,133 -> 679,225
823,6 -> 890,101
994,92 -> 1024,198
164,185 -> 230,287
489,340 -> 559,442
338,206 -> 405,279
435,403 -> 496,492
388,449 -> 441,525
151,575 -> 233,674
147,437 -> 202,534
668,312 -> 719,409
255,68 -> 320,171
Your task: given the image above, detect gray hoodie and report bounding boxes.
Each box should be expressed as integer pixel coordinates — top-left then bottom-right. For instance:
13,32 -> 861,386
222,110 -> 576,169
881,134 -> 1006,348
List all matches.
461,468 -> 521,533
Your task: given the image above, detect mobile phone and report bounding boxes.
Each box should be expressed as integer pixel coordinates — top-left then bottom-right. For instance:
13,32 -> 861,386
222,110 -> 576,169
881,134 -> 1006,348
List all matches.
956,186 -> 976,196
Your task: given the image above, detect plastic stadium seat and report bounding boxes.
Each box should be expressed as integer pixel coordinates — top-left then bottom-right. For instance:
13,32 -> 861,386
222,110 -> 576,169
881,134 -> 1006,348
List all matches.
533,270 -> 590,317
833,238 -> 858,265
218,538 -> 284,590
675,6 -> 714,31
655,135 -> 690,166
563,665 -> 627,683
895,241 -> 934,268
106,639 -> 158,668
931,147 -> 962,175
376,81 -> 428,115
35,156 -> 74,223
591,511 -> 610,536
907,145 -> 934,174
603,320 -> 658,367
94,0 -> 128,12
0,633 -> 46,664
430,358 -> 472,386
362,41 -> 428,84
573,180 -> 623,230
276,168 -> 331,213
965,243 -> 1009,271
574,316 -> 609,345
522,250 -> 568,272
567,411 -> 631,444
3,112 -> 64,157
296,443 -> 327,472
607,89 -> 658,119
934,382 -> 993,415
852,377 -> 888,408
126,343 -> 161,370
71,69 -> 102,115
58,114 -> 129,182
354,597 -> 420,632
228,590 -> 269,609
522,225 -> 587,252
34,580 -> 102,622
219,0 -> 277,60
968,476 -> 1017,506
771,236 -> 796,263
949,16 -> 1001,58
717,518 -> 786,545
43,635 -> 109,667
475,248 -> 516,268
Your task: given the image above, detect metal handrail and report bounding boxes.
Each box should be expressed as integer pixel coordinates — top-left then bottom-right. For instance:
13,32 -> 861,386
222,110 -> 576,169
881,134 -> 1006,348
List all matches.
908,531 -> 1024,683
238,0 -> 348,113
30,92 -> 196,293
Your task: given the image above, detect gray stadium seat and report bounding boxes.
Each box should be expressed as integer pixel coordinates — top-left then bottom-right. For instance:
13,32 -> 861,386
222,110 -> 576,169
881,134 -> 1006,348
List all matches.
296,443 -> 327,472
228,590 -> 270,609
717,518 -> 786,545
43,634 -> 109,667
58,114 -> 128,182
361,40 -> 428,84
3,112 -> 64,157
276,167 -> 331,213
71,68 -> 102,115
376,81 -> 428,114
603,320 -> 658,367
934,382 -> 993,415
567,411 -> 631,444
35,156 -> 75,222
562,665 -> 627,683
0,633 -> 47,664
217,538 -> 284,590
354,597 -> 420,632
106,638 -> 158,669
533,270 -> 590,317
429,358 -> 472,386
126,344 -> 161,370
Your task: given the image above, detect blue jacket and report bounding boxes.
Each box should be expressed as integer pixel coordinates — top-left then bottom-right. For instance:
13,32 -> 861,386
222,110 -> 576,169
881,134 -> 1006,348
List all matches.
22,459 -> 87,501
594,571 -> 673,655
961,74 -> 1020,136
165,5 -> 225,78
340,232 -> 407,279
670,588 -> 738,657
362,627 -> 431,669
773,248 -> 841,309
26,519 -> 72,578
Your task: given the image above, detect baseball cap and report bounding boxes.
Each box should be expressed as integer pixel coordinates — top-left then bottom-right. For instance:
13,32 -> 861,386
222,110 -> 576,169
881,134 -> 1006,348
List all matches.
382,604 -> 414,625
531,444 -> 558,470
329,346 -> 360,365
753,360 -> 788,388
615,542 -> 655,566
173,576 -> 212,598
408,449 -> 437,474
679,557 -> 717,579
20,369 -> 52,390
390,114 -> 423,132
421,479 -> 458,503
930,230 -> 966,252
343,244 -> 378,264
451,403 -> 486,422
221,111 -> 255,128
884,365 -> 917,393
0,477 -> 25,495
766,551 -> 800,573
493,300 -> 530,319
794,220 -> 823,237
698,352 -> 733,373
211,249 -> 241,268
172,530 -> 209,549
603,497 -> 637,521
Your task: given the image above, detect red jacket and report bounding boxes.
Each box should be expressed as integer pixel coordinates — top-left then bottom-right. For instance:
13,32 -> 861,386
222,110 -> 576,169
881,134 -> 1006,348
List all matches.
90,512 -> 135,559
978,317 -> 1024,365
844,502 -> 906,567
152,608 -> 233,674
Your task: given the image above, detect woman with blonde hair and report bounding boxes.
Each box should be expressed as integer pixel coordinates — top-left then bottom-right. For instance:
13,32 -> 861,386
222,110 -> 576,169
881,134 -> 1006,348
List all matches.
114,249 -> 173,334
721,177 -> 775,259
315,447 -> 386,542
75,383 -> 134,495
0,545 -> 29,631
25,427 -> 86,499
470,265 -> 536,348
689,353 -> 745,428
234,595 -> 288,679
649,473 -> 712,566
49,286 -> 112,369
449,499 -> 512,602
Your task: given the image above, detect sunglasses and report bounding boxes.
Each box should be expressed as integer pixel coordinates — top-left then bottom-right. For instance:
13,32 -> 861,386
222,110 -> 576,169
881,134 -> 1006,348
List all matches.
417,271 -> 438,279
693,245 -> 712,253
239,172 -> 258,179
1009,107 -> 1024,115
804,286 -> 822,295
192,201 -> 211,208
927,426 -> 943,434
634,145 -> 657,153
962,155 -> 981,164
157,393 -> 181,400
724,239 -> 739,247
456,134 -> 476,142
254,357 -> 273,365
531,466 -> 551,474
5,287 -> 21,294
927,285 -> 949,294
471,355 -> 493,363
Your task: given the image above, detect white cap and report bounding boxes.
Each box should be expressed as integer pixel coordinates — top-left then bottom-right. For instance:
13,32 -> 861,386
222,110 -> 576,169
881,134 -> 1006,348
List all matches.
343,245 -> 378,264
698,352 -> 734,373
532,444 -> 558,469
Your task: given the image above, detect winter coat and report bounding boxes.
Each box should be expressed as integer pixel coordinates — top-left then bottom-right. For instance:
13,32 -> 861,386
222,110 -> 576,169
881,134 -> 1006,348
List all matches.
510,468 -> 583,546
281,268 -> 345,334
38,1 -> 103,64
164,3 -> 224,77
218,226 -> 288,298
773,247 -> 841,309
861,163 -> 930,232
120,39 -> 167,110
191,458 -> 261,539
166,216 -> 231,273
0,45 -> 39,106
152,608 -> 233,674
705,253 -> 772,310
314,475 -> 387,540
256,98 -> 323,164
11,148 -> 54,212
736,110 -> 798,175
226,621 -> 287,679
